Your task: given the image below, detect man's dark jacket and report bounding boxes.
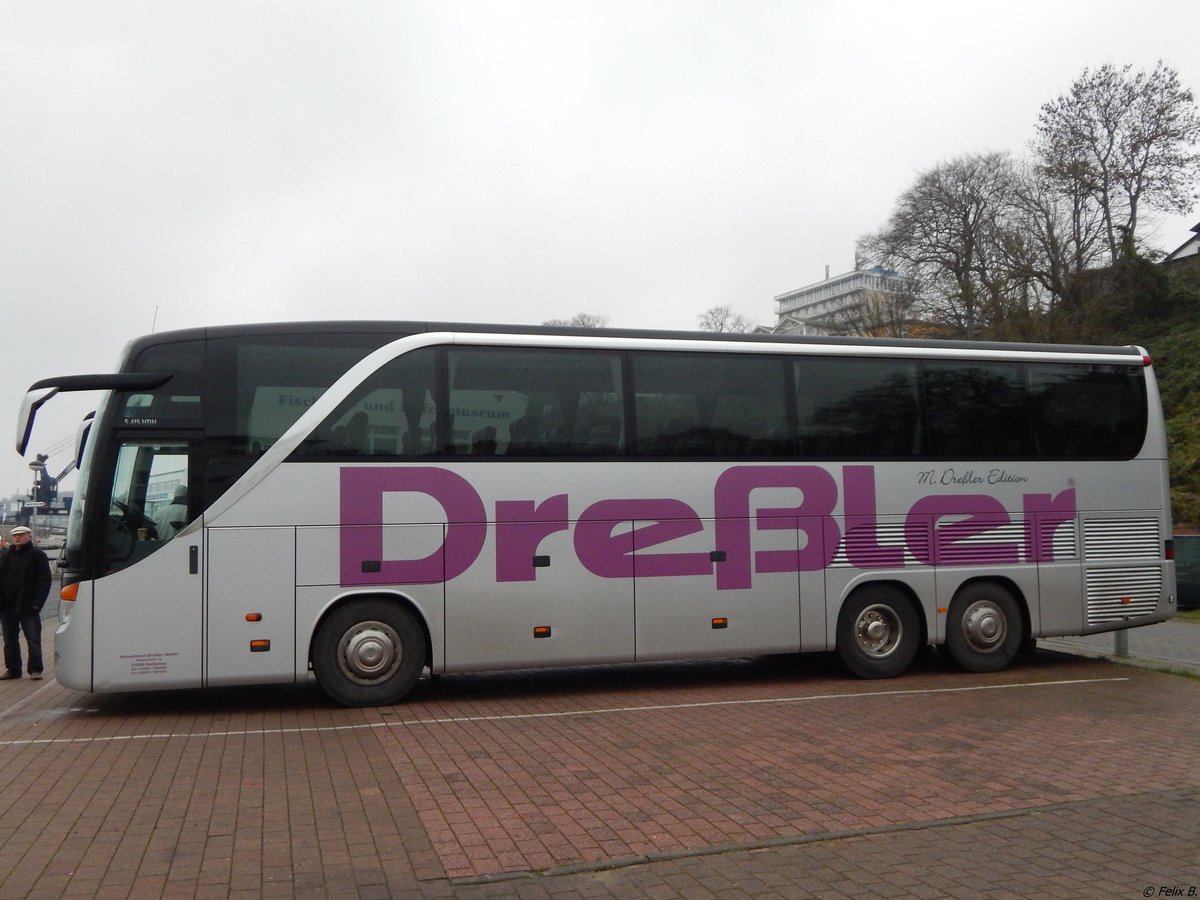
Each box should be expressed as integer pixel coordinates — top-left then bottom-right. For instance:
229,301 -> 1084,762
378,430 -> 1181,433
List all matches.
0,543 -> 52,613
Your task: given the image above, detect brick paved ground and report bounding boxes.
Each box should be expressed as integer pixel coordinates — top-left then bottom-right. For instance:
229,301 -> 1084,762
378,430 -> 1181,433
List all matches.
0,627 -> 1197,898
444,787 -> 1200,898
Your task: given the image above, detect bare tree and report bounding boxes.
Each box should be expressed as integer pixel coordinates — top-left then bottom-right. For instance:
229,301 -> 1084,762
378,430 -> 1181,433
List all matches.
993,160 -> 1109,338
542,313 -> 611,328
1034,61 -> 1200,264
697,305 -> 757,333
858,152 -> 1016,340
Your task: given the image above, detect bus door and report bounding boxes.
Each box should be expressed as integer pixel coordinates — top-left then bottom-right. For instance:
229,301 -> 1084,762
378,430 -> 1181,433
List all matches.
633,510 -> 817,661
91,435 -> 203,691
205,525 -> 297,686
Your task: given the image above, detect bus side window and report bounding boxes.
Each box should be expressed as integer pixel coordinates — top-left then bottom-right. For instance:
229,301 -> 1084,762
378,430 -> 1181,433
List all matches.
1029,363 -> 1146,458
103,439 -> 192,568
924,362 -> 1030,458
447,346 -> 624,458
292,349 -> 437,460
633,352 -> 790,458
794,356 -> 919,459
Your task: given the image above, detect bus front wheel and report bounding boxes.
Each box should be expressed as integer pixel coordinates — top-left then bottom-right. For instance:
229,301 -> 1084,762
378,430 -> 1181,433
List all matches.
836,586 -> 921,678
946,583 -> 1023,673
312,599 -> 426,707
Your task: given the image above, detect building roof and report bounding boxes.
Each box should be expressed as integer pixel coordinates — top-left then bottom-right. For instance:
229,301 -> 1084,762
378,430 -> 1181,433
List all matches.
1165,221 -> 1200,262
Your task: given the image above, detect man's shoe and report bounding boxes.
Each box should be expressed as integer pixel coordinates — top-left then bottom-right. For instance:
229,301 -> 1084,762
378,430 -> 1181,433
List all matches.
0,671 -> 20,680
29,673 -> 43,680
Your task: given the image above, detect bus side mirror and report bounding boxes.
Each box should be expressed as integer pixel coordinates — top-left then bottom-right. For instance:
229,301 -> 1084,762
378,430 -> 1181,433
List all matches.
17,387 -> 59,456
75,412 -> 95,470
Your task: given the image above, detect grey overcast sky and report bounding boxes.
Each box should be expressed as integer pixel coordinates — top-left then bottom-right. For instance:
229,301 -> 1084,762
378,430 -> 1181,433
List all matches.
2,0 -> 1198,497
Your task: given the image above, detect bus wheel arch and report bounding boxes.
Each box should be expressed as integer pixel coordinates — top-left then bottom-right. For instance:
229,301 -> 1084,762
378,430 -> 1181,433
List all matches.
310,594 -> 430,707
944,578 -> 1026,673
836,581 -> 924,679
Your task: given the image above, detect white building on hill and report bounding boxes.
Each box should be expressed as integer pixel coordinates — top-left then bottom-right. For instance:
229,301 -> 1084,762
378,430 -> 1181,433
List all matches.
766,266 -> 915,336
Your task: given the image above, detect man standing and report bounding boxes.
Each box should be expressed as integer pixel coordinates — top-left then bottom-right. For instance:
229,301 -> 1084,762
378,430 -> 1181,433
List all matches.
0,526 -> 52,680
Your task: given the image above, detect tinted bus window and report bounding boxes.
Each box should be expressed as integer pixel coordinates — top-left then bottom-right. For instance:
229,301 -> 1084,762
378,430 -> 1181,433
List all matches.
204,333 -> 398,498
1029,363 -> 1147,458
232,340 -> 388,454
446,347 -> 624,457
923,361 -> 1030,458
632,353 -> 792,457
794,356 -> 919,458
126,339 -> 205,424
293,348 -> 438,459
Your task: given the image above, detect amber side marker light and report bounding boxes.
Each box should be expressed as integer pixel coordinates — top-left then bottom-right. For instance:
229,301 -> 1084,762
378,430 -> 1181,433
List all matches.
711,617 -> 728,629
59,583 -> 78,602
534,626 -> 552,638
246,612 -> 263,622
250,640 -> 271,652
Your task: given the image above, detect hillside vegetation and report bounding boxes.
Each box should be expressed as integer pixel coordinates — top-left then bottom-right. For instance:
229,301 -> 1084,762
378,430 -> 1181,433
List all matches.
1111,263 -> 1200,528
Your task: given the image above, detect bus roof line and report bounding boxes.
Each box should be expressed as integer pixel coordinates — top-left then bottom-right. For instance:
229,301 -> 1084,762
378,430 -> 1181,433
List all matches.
438,331 -> 1150,365
122,319 -> 1148,359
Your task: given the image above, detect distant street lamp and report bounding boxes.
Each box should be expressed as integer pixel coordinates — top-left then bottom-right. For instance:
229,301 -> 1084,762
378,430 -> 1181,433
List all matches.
28,455 -> 47,539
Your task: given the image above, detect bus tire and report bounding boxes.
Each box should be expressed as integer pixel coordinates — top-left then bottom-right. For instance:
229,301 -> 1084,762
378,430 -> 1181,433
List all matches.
836,586 -> 921,679
945,582 -> 1023,673
312,599 -> 426,707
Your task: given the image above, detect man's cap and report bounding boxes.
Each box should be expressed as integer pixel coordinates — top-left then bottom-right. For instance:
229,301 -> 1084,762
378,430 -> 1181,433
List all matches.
9,526 -> 32,536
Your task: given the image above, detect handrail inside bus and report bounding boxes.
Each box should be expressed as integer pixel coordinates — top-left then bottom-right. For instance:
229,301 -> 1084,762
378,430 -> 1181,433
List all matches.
16,373 -> 172,456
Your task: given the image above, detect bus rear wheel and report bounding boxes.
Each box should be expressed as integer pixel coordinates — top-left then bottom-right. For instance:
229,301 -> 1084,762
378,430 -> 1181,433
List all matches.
945,582 -> 1023,673
836,586 -> 921,678
312,599 -> 426,707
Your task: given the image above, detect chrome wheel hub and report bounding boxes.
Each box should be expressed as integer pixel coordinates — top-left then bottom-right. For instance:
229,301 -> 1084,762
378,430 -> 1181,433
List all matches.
854,603 -> 903,658
338,620 -> 403,684
962,601 -> 1007,651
